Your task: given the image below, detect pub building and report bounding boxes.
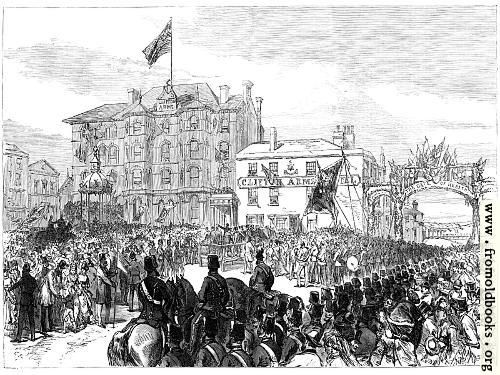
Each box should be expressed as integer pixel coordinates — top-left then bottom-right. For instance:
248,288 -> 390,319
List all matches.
235,127 -> 389,232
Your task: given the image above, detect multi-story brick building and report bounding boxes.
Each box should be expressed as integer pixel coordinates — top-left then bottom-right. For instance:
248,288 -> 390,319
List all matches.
2,143 -> 29,231
63,80 -> 264,227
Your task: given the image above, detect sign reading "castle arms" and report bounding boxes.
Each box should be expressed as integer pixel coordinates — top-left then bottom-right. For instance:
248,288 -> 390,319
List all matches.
238,176 -> 317,188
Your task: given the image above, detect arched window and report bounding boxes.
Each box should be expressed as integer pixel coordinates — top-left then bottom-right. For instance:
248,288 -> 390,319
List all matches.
213,118 -> 218,130
133,143 -> 142,161
219,141 -> 229,160
132,169 -> 142,186
161,168 -> 171,186
108,145 -> 119,164
161,142 -> 170,162
109,124 -> 117,138
189,140 -> 200,159
34,180 -> 39,194
189,166 -> 199,187
98,144 -> 107,163
189,115 -> 199,130
42,180 -> 48,194
189,195 -> 200,224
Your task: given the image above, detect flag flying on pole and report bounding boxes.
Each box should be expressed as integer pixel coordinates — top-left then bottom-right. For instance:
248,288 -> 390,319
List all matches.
143,19 -> 172,67
304,159 -> 343,215
261,164 -> 275,182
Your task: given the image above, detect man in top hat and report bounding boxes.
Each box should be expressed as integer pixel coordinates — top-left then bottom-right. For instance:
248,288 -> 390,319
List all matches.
252,316 -> 282,367
303,291 -> 324,335
250,248 -> 274,293
221,311 -> 253,367
191,254 -> 230,354
37,256 -> 59,334
195,316 -> 227,367
450,297 -> 480,364
9,263 -> 38,342
137,256 -> 173,334
127,251 -> 143,312
161,323 -> 194,367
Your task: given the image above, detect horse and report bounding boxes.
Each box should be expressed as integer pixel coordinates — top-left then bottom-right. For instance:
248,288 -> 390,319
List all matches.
107,278 -> 178,367
173,276 -> 199,347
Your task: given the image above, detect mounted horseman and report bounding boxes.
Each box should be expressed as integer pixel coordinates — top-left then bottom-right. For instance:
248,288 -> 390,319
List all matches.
189,254 -> 231,356
108,255 -> 176,367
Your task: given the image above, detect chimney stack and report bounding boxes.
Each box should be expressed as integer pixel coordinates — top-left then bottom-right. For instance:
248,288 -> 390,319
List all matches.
242,80 -> 253,102
219,85 -> 230,104
128,88 -> 140,105
269,127 -> 278,152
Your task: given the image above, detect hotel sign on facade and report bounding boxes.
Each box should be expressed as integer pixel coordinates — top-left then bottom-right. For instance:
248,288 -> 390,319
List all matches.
237,174 -> 361,188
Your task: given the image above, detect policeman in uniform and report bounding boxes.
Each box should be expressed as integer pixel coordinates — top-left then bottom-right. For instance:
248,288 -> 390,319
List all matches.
161,324 -> 194,367
221,311 -> 253,367
137,256 -> 173,335
190,254 -> 230,355
195,317 -> 227,367
249,249 -> 274,293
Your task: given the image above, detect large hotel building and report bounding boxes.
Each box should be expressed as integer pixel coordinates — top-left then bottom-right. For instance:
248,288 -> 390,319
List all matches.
63,80 -> 264,227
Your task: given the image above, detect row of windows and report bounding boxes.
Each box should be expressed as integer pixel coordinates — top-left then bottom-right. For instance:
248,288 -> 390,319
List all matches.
248,161 -> 318,176
33,180 -> 57,195
247,186 -> 313,206
159,116 -> 231,134
108,140 -> 230,163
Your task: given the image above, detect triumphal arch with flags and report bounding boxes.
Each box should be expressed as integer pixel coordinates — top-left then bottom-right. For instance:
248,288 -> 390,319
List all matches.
365,139 -> 493,244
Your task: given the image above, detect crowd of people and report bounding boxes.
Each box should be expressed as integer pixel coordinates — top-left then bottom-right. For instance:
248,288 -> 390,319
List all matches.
3,219 -> 480,367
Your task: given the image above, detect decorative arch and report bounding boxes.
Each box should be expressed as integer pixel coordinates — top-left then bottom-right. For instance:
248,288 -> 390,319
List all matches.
189,115 -> 199,130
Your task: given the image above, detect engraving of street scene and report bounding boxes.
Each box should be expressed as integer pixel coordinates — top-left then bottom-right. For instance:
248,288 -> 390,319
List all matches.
2,5 -> 497,368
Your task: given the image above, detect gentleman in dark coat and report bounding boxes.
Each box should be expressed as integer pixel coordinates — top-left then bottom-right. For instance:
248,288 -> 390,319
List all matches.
9,263 -> 38,342
161,324 -> 194,367
127,252 -> 142,311
190,254 -> 230,354
249,249 -> 274,293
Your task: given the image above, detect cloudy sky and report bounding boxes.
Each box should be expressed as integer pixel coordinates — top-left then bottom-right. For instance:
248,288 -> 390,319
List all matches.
2,5 -> 497,223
